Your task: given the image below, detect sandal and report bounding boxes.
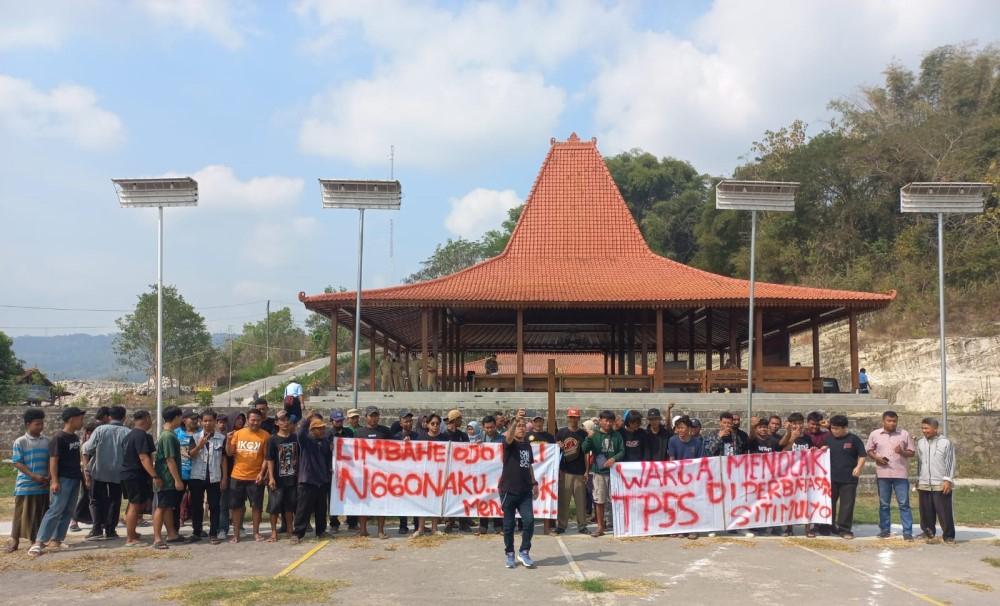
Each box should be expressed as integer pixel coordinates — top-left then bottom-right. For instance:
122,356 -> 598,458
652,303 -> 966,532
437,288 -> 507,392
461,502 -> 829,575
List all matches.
27,545 -> 44,557
166,536 -> 187,544
152,542 -> 169,550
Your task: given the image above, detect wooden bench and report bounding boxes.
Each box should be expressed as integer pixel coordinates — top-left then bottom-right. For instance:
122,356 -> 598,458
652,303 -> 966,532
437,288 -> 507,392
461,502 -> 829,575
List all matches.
661,369 -> 706,392
706,368 -> 747,392
757,366 -> 813,393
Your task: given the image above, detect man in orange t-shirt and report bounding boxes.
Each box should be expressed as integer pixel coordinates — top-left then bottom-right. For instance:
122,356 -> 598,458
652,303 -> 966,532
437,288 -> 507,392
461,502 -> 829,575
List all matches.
226,408 -> 270,542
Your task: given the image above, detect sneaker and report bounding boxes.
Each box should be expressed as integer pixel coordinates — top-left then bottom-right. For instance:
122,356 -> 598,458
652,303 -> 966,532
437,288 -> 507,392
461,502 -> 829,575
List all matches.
69,523 -> 81,533
707,532 -> 717,538
518,550 -> 535,568
105,531 -> 120,540
943,538 -> 956,544
782,528 -> 793,537
577,526 -> 588,534
903,534 -> 914,542
770,527 -> 783,536
554,527 -> 566,535
85,530 -> 104,542
505,552 -> 516,569
744,531 -> 755,538
398,526 -> 409,535
878,531 -> 890,539
840,531 -> 855,540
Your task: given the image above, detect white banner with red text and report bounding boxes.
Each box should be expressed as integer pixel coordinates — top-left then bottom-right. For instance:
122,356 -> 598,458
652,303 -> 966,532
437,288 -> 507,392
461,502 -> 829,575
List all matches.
330,438 -> 560,519
610,450 -> 832,538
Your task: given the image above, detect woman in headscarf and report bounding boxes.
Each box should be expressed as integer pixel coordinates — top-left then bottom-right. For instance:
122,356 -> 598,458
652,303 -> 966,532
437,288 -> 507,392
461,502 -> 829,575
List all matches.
466,420 -> 483,443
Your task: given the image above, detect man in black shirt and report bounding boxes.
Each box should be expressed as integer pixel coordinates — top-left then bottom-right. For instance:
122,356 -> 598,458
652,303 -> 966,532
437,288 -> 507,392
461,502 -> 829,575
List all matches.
620,410 -> 648,463
442,409 -> 470,442
500,417 -> 538,569
780,412 -> 815,537
265,412 -> 299,542
748,419 -> 780,453
645,406 -> 673,461
358,407 -> 392,538
255,398 -> 276,435
327,409 -> 353,533
555,408 -> 588,535
527,415 -> 555,444
121,410 -> 158,547
825,415 -> 866,539
31,406 -> 86,553
393,411 -> 419,535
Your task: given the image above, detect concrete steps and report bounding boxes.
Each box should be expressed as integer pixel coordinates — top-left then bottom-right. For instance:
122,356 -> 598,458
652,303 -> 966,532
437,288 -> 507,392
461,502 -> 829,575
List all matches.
310,390 -> 888,414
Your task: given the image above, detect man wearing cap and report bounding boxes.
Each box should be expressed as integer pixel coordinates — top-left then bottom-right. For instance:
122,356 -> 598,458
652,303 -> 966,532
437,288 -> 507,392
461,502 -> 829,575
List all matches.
357,407 -> 393,538
293,412 -> 331,544
327,409 -> 354,533
527,415 -> 555,444
346,409 -> 362,431
442,410 -> 470,443
556,408 -> 589,535
645,406 -> 673,461
30,407 -> 86,555
392,411 -> 419,534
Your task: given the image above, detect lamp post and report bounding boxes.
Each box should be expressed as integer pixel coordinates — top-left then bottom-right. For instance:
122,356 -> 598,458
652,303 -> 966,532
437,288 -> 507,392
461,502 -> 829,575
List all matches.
715,180 -> 799,422
900,182 -> 992,436
113,177 -> 198,434
319,179 -> 402,410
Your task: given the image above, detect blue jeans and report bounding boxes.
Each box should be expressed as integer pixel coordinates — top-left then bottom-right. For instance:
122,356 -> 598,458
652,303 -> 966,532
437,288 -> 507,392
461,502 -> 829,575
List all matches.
501,491 -> 534,555
877,478 -> 912,536
36,477 -> 81,544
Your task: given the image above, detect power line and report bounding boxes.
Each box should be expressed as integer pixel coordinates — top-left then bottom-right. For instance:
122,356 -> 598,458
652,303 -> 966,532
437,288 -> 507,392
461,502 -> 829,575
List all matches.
0,300 -> 270,313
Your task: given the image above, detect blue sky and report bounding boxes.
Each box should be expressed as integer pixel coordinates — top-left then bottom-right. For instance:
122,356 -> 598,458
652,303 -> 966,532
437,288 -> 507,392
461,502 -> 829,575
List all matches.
2,0 -> 998,338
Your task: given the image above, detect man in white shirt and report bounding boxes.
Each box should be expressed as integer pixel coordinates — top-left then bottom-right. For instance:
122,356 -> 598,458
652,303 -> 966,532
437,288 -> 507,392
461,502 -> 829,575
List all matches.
283,381 -> 304,420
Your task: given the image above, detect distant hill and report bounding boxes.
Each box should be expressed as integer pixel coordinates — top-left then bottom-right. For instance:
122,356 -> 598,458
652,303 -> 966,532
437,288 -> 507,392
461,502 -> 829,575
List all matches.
12,333 -> 232,381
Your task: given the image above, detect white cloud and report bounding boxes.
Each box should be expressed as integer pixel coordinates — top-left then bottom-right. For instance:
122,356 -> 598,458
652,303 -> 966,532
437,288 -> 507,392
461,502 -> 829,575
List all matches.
0,74 -> 124,150
444,188 -> 521,240
139,0 -> 248,50
241,217 -> 316,269
0,21 -> 62,51
592,0 -> 1000,174
176,165 -> 304,212
295,0 -> 631,169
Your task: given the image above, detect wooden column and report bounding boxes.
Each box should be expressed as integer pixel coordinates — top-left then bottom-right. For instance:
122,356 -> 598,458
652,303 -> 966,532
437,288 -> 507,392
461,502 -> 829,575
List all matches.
811,315 -> 821,379
603,351 -> 609,375
457,324 -> 464,392
444,317 -> 451,391
687,311 -> 695,370
546,359 -> 557,434
627,318 -> 636,376
329,310 -> 338,390
640,312 -> 648,376
654,309 -> 664,391
754,308 -> 763,374
369,329 -> 377,391
421,308 -> 429,390
672,320 -> 679,361
849,310 -> 860,392
515,309 -> 525,391
705,309 -> 714,371
617,318 -> 626,374
728,310 -> 738,368
432,309 -> 440,391
609,323 -> 617,374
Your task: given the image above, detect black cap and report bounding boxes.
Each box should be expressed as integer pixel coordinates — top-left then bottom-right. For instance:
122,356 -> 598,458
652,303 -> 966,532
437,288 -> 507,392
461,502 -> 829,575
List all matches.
646,408 -> 661,419
365,406 -> 379,416
61,406 -> 85,422
689,418 -> 702,428
399,410 -> 413,419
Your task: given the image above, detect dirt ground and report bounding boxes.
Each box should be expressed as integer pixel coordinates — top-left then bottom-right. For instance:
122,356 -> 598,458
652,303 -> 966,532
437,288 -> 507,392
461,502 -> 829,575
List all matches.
2,520 -> 999,605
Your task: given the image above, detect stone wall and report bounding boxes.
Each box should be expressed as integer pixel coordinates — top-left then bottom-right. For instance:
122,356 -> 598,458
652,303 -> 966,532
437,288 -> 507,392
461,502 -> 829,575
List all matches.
3,406 -> 997,479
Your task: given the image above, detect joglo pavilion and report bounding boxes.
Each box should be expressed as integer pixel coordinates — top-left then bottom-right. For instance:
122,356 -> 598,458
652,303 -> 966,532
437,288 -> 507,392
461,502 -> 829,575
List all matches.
300,134 -> 895,395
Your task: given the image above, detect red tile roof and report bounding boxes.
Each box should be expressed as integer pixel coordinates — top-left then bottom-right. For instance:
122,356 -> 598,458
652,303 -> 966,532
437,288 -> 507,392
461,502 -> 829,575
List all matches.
301,134 -> 895,310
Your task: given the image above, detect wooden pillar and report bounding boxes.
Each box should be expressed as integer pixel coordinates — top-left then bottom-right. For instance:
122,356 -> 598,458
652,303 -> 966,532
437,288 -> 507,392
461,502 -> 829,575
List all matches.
421,308 -> 429,390
672,320 -> 679,361
609,323 -> 617,374
627,317 -> 636,376
444,316 -> 451,391
617,317 -> 626,374
457,324 -> 464,392
654,309 -> 664,391
811,316 -> 821,379
728,310 -> 738,368
329,310 -> 338,390
687,311 -> 695,370
515,309 -> 525,391
546,359 -> 557,434
849,310 -> 860,392
432,309 -> 440,391
603,351 -> 609,375
754,308 -> 763,374
640,312 -> 648,376
705,309 -> 714,371
369,328 -> 377,391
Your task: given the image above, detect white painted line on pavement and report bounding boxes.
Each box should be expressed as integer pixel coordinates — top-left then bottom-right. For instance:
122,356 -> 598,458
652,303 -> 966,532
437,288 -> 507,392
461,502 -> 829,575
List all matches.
556,535 -> 586,582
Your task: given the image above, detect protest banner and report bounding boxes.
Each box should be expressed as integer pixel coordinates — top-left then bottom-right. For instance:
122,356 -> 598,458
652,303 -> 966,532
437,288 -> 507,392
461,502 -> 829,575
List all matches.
610,450 -> 832,538
723,449 -> 832,530
331,439 -> 560,519
441,442 -> 559,519
610,458 -> 725,537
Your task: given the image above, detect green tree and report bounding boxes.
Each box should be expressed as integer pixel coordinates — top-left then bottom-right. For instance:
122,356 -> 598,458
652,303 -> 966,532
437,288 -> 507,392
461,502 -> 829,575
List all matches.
405,205 -> 523,283
113,285 -> 214,386
0,330 -> 25,404
304,286 -> 354,354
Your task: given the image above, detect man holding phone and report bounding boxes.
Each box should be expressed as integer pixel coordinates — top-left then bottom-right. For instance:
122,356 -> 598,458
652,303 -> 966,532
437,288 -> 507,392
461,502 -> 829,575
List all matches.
866,410 -> 916,540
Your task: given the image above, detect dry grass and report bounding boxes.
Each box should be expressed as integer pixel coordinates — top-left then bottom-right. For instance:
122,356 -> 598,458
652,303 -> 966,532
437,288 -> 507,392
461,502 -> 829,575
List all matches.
161,576 -> 348,606
28,549 -> 189,573
560,577 -> 659,595
407,533 -> 459,549
368,554 -> 387,561
983,557 -> 1000,568
783,537 -> 858,552
947,579 -> 993,592
65,572 -> 166,592
681,536 -> 756,549
342,536 -> 372,549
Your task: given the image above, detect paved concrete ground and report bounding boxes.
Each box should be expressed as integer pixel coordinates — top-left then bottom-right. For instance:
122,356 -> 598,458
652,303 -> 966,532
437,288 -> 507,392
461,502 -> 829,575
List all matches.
213,356 -> 329,405
2,520 -> 999,605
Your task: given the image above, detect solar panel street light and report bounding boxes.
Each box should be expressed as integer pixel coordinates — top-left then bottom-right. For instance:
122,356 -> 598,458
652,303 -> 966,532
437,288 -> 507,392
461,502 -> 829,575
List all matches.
716,180 -> 800,421
113,177 -> 198,434
900,181 -> 992,436
319,179 -> 403,409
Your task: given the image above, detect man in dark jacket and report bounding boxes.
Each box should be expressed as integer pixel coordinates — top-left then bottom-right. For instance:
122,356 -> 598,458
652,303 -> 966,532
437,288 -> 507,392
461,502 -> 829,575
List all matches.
292,413 -> 331,544
645,406 -> 673,461
620,410 -> 648,463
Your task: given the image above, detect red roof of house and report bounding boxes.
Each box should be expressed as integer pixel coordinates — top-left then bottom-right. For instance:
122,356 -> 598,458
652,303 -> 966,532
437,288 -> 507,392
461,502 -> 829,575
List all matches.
301,134 -> 895,310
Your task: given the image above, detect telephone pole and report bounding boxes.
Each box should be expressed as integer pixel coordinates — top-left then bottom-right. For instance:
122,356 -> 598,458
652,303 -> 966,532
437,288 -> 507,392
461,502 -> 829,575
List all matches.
265,300 -> 270,363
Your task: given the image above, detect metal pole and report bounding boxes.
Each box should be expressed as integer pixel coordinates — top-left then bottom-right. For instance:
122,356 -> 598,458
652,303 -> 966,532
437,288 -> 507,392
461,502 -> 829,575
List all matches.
227,325 -> 233,408
266,300 -> 270,363
938,213 -> 948,436
746,209 -> 757,422
156,206 -> 163,435
352,208 -> 366,410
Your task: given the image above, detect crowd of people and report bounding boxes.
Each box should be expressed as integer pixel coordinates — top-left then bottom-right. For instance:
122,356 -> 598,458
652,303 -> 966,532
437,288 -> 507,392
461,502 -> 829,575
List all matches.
6,396 -> 958,566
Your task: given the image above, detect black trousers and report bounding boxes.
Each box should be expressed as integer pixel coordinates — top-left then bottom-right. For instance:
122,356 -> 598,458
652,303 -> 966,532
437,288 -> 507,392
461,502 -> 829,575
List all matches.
918,489 -> 955,540
831,481 -> 858,532
501,491 -> 534,555
189,479 -> 221,537
91,480 -> 122,533
294,483 -> 327,539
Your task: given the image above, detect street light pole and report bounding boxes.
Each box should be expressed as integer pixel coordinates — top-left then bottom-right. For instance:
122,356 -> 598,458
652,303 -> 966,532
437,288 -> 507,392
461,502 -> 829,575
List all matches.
715,180 -> 799,422
901,182 -> 992,437
352,208 -> 366,410
113,177 -> 197,437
